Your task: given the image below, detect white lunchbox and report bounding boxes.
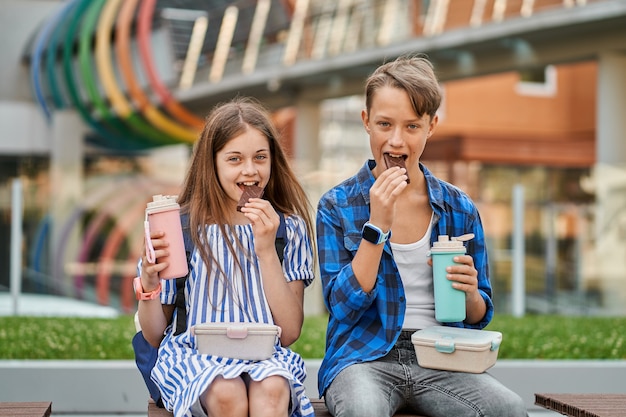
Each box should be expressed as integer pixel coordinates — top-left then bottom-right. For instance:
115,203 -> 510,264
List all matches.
192,322 -> 281,361
411,326 -> 502,373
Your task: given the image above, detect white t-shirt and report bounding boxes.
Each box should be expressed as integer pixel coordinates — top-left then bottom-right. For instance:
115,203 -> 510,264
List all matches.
390,215 -> 439,330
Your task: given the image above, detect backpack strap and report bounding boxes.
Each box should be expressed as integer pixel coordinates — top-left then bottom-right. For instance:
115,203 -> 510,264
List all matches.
275,211 -> 286,263
173,213 -> 193,336
173,211 -> 287,336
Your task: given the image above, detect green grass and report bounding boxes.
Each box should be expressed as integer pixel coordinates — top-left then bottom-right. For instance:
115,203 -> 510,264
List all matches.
485,315 -> 626,359
0,314 -> 624,360
0,316 -> 137,359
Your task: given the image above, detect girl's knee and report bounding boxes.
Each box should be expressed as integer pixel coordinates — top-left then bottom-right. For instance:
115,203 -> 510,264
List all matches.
249,376 -> 290,413
204,377 -> 248,414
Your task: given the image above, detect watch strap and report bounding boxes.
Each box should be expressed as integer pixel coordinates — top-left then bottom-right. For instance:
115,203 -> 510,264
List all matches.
362,221 -> 391,245
134,276 -> 162,301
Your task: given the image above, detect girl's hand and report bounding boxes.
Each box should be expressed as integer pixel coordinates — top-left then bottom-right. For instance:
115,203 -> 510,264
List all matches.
369,166 -> 408,231
239,198 -> 279,259
141,230 -> 169,291
138,230 -> 173,347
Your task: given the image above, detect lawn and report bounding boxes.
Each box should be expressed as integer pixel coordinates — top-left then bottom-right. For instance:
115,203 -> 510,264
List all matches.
0,314 -> 624,360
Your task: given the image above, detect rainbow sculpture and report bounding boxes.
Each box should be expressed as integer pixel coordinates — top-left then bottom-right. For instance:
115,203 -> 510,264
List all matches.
29,0 -> 206,150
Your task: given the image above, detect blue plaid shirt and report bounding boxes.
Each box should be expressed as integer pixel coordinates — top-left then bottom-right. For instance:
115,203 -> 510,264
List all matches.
316,160 -> 494,396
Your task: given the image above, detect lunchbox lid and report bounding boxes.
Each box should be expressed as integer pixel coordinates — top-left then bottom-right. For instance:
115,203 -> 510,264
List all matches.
411,326 -> 502,354
192,322 -> 281,339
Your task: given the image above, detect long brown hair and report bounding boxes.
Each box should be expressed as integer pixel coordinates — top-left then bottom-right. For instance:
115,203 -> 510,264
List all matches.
177,97 -> 315,280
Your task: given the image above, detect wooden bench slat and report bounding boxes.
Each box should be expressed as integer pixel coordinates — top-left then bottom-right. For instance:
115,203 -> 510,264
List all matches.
149,398 -> 424,416
148,402 -> 174,417
0,402 -> 52,417
535,393 -> 626,417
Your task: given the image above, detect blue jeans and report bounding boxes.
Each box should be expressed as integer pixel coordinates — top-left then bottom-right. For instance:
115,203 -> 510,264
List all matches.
324,331 -> 528,417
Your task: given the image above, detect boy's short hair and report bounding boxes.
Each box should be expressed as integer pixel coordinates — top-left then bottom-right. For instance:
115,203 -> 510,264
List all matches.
365,54 -> 442,119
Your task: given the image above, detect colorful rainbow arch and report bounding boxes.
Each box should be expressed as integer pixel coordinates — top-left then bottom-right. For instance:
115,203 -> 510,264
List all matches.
27,0 -> 205,149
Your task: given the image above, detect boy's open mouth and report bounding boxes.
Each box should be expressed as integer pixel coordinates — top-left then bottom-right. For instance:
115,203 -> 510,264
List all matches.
383,153 -> 410,184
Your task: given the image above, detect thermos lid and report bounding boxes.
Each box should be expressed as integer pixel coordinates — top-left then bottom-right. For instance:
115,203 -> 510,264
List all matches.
431,234 -> 474,252
147,194 -> 179,210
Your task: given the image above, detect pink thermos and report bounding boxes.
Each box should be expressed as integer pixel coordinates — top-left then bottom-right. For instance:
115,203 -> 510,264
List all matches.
144,195 -> 189,279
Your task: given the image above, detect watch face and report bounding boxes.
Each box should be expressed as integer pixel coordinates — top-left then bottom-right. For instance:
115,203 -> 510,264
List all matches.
362,224 -> 381,244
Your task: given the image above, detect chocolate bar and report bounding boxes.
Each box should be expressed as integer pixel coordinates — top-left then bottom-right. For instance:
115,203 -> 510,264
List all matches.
236,185 -> 264,211
383,154 -> 410,184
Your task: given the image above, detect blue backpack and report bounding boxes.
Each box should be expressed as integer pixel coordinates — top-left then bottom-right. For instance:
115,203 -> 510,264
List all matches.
132,212 -> 287,407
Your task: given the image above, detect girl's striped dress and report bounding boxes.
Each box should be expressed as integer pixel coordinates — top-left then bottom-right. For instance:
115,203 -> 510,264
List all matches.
150,215 -> 315,417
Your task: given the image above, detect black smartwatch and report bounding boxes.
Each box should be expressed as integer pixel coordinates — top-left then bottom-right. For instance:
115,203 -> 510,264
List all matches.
361,222 -> 391,245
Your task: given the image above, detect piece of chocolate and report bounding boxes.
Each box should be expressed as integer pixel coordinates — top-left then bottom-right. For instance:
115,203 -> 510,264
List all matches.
236,185 -> 264,211
384,154 -> 410,184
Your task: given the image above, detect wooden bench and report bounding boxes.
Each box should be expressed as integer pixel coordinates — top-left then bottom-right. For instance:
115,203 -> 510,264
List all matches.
0,402 -> 51,417
535,393 -> 626,417
148,399 -> 424,416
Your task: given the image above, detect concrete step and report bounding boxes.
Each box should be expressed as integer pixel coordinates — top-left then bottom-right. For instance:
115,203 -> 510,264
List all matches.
1,360 -> 624,414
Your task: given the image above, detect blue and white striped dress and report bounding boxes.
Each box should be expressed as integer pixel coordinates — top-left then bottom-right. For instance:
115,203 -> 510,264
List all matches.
151,215 -> 315,417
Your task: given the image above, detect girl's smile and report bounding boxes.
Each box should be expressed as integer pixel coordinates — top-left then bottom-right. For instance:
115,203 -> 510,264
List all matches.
216,126 -> 272,210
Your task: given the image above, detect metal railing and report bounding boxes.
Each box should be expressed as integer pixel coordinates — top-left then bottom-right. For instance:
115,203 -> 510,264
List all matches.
164,0 -> 602,88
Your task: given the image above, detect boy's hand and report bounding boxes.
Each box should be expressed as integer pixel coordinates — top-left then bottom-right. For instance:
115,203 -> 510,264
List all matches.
369,166 -> 408,231
440,254 -> 486,323
444,254 -> 478,296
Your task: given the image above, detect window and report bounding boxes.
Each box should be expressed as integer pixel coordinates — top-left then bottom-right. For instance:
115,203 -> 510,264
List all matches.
515,65 -> 557,97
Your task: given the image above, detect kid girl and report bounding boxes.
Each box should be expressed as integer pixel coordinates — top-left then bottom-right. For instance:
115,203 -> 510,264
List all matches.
136,97 -> 316,417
